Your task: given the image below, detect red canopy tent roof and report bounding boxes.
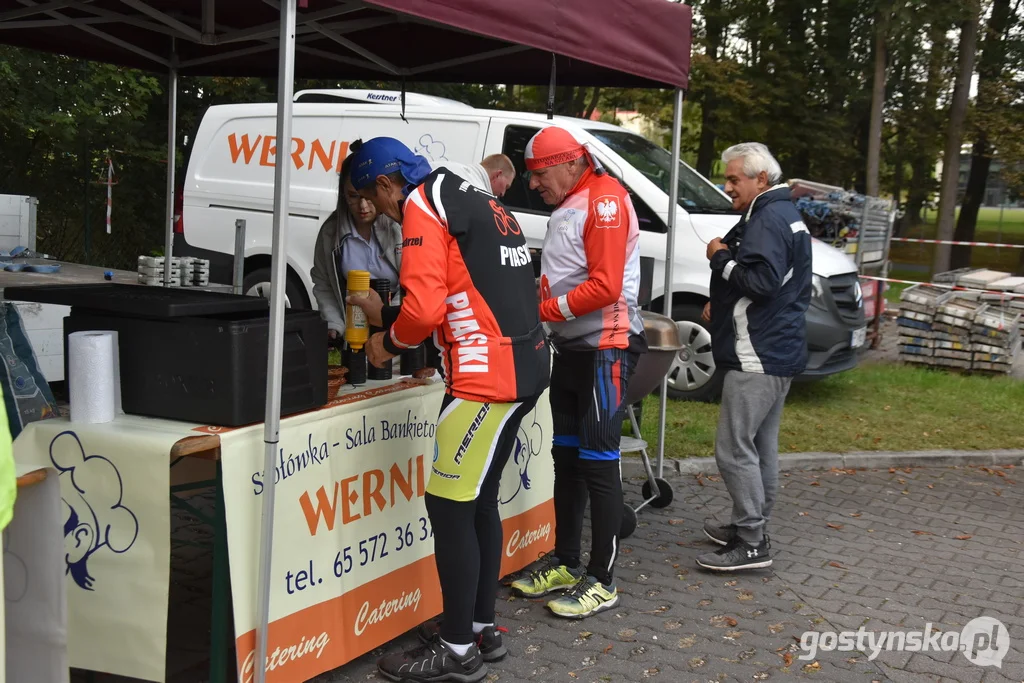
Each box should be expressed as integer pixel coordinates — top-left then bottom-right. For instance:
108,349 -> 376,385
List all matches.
0,0 -> 691,89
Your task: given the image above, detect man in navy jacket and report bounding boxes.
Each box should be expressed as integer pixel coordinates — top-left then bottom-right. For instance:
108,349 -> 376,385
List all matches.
696,142 -> 812,571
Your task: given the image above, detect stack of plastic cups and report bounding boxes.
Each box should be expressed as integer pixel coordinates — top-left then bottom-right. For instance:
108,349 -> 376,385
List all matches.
401,343 -> 426,376
367,278 -> 393,380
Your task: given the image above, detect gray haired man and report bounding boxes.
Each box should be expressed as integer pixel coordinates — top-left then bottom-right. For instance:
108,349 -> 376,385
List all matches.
696,143 -> 813,571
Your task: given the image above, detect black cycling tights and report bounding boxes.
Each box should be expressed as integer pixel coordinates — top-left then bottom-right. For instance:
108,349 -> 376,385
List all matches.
425,396 -> 537,646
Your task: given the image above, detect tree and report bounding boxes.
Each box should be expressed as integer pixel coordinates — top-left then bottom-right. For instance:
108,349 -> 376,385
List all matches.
896,13 -> 955,235
951,0 -> 1018,268
932,1 -> 980,274
694,0 -> 727,177
866,0 -> 893,196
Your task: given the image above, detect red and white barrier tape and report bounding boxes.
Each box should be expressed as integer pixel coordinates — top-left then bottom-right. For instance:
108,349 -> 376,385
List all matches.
106,157 -> 114,235
859,274 -> 1024,300
890,237 -> 1024,249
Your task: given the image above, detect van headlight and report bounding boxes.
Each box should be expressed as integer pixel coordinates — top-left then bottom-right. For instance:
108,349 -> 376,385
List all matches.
811,275 -> 827,309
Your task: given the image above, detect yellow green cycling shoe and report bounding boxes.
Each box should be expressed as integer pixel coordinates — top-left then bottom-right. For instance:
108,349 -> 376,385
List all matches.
546,576 -> 618,619
509,557 -> 581,597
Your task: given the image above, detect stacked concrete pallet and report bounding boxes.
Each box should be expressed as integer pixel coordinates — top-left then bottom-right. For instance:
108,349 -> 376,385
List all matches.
931,294 -> 984,370
971,305 -> 1021,375
896,284 -> 945,366
978,275 -> 1024,315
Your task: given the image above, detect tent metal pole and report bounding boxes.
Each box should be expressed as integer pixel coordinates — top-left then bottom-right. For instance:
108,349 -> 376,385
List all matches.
254,1 -> 296,681
657,87 -> 685,478
162,50 -> 177,287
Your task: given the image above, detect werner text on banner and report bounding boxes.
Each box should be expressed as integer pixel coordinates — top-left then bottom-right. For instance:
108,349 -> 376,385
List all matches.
217,381 -> 555,683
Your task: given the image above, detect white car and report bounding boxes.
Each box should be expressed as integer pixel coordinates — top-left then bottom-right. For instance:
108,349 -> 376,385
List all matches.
176,89 -> 866,401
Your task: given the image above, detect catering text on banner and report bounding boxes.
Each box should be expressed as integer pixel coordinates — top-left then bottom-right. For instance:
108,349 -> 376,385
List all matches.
216,381 -> 555,683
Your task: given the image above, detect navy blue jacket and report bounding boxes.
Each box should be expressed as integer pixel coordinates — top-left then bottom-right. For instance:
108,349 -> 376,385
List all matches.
708,185 -> 813,377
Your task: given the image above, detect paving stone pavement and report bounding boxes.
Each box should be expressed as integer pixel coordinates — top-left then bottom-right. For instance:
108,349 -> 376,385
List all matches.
75,461 -> 1024,683
311,463 -> 1024,683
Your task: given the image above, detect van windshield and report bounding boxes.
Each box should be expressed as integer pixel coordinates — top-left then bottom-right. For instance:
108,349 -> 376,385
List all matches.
586,129 -> 736,214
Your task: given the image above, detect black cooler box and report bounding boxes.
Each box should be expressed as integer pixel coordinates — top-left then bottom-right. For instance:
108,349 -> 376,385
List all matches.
5,284 -> 328,427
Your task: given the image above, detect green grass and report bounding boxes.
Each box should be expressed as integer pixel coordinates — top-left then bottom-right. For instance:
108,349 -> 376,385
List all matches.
883,279 -> 914,304
636,361 -> 1024,458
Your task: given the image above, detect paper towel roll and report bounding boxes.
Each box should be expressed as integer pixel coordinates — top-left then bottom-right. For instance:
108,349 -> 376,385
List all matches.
68,331 -> 123,424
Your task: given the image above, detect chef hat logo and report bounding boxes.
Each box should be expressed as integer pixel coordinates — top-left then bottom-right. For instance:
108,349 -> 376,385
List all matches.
50,431 -> 139,591
500,410 -> 544,505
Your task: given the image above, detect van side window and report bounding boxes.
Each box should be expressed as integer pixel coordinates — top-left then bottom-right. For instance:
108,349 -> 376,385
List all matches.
627,185 -> 666,233
500,125 -> 550,215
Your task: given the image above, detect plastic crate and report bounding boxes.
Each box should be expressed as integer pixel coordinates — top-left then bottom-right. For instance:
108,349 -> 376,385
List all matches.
63,307 -> 327,426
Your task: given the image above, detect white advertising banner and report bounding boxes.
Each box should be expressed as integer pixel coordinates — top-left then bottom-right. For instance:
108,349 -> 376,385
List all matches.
199,380 -> 555,683
12,417 -> 180,682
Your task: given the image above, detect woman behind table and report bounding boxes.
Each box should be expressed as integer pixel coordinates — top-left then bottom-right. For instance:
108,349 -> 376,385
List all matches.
311,139 -> 403,340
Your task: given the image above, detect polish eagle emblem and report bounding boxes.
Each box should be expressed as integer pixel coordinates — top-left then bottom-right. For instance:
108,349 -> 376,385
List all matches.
596,198 -> 618,222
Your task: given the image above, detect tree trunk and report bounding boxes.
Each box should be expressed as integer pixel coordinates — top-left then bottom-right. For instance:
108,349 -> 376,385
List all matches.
695,0 -> 724,178
951,137 -> 990,269
583,88 -> 602,121
899,20 -> 949,236
892,129 -> 904,212
571,87 -> 588,118
950,0 -> 1012,269
932,6 -> 979,275
866,1 -> 891,196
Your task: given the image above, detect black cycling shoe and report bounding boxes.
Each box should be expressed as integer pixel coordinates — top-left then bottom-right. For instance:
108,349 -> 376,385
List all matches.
416,618 -> 508,662
377,633 -> 486,682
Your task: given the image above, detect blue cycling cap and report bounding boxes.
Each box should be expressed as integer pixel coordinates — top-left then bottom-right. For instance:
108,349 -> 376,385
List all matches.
348,137 -> 433,195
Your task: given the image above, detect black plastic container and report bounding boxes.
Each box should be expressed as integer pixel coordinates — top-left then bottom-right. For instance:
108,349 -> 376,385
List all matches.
6,283 -> 268,317
400,345 -> 426,376
346,348 -> 367,386
63,308 -> 327,427
367,278 -> 393,380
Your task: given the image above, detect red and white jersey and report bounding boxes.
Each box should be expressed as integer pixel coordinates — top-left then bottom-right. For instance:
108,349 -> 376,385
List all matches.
538,168 -> 645,351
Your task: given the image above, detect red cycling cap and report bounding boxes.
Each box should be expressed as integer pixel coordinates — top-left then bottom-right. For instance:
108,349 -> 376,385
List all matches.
524,127 -> 587,171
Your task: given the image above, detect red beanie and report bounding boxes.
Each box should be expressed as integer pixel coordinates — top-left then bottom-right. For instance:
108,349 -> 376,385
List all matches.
524,127 -> 586,171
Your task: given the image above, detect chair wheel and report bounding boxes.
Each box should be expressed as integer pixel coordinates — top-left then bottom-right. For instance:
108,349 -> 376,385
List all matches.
642,478 -> 674,509
620,504 -> 637,539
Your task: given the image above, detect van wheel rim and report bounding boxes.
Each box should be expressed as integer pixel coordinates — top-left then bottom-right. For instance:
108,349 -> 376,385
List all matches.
246,281 -> 292,308
667,320 -> 715,392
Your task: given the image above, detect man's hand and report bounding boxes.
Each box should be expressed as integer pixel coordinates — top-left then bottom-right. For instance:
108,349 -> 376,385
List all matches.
706,237 -> 729,261
328,329 -> 338,341
346,289 -> 384,328
365,331 -> 396,368
406,367 -> 436,385
702,301 -> 711,322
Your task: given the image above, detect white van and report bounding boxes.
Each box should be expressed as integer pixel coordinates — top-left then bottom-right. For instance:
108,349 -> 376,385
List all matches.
177,89 -> 866,402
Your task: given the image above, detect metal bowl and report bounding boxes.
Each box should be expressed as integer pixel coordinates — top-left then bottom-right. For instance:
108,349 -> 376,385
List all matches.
640,310 -> 683,351
624,311 -> 685,404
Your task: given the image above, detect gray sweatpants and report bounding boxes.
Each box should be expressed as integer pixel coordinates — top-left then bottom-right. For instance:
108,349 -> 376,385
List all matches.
714,369 -> 792,545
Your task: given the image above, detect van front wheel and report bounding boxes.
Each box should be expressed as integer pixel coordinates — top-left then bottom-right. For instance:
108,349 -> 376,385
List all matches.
666,303 -> 723,402
243,267 -> 309,310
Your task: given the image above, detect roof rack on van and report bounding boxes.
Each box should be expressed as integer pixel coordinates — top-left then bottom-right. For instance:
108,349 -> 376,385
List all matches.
293,88 -> 473,108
